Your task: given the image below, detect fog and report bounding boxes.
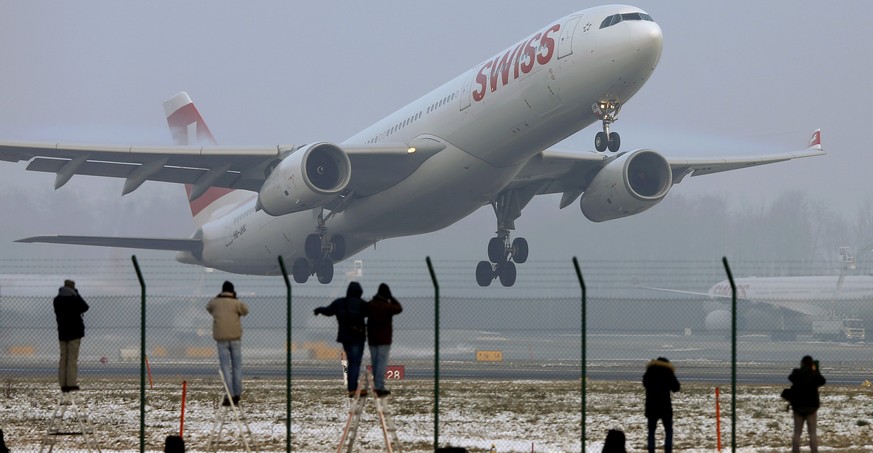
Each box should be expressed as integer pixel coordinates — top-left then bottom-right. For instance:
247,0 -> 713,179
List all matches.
1,1 -> 872,279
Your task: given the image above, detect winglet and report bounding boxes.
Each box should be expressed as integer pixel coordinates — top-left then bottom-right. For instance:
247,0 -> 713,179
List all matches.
807,129 -> 821,151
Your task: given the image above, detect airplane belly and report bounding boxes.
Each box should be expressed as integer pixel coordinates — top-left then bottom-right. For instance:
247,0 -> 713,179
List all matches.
332,145 -> 520,240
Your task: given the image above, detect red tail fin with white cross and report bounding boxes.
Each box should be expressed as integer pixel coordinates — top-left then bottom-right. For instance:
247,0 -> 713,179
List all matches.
163,92 -> 234,222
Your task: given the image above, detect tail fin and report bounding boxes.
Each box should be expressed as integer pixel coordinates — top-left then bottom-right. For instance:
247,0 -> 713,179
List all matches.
163,92 -> 217,146
163,92 -> 234,222
807,129 -> 821,150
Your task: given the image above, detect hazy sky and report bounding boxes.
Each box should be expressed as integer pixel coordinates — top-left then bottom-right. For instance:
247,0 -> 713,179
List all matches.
1,1 -> 871,271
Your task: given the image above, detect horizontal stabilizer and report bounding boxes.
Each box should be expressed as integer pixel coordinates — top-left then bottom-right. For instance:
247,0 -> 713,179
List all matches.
16,235 -> 202,253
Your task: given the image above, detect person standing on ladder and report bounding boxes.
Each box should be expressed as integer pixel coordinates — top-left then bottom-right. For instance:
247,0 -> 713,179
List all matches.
367,283 -> 402,397
207,281 -> 249,406
53,279 -> 89,392
314,281 -> 368,397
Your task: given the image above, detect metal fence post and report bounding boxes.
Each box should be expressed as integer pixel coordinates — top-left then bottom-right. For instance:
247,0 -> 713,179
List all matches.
572,257 -> 587,451
722,257 -> 737,453
425,256 -> 440,451
131,255 -> 146,453
278,256 -> 292,453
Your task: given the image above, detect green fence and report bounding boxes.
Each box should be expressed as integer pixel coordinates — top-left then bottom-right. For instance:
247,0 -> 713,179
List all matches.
0,257 -> 871,452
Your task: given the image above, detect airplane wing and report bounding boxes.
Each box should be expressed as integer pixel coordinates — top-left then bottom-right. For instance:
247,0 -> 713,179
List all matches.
637,283 -> 829,317
14,235 -> 202,253
0,138 -> 444,199
507,129 -> 824,208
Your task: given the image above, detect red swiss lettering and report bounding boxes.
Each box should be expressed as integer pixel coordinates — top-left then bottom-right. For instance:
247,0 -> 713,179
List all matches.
472,62 -> 491,102
520,33 -> 541,74
537,24 -> 560,65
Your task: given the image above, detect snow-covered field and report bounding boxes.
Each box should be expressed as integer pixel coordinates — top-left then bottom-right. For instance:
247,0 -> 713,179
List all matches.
1,376 -> 872,452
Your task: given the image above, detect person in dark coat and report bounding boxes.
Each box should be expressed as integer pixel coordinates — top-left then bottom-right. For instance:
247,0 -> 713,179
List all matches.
602,428 -> 627,453
164,434 -> 185,453
314,282 -> 368,396
0,428 -> 9,453
367,283 -> 403,397
643,357 -> 680,453
789,355 -> 826,453
53,279 -> 89,392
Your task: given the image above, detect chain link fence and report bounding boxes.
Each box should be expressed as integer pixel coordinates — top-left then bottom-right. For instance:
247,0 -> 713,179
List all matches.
1,257 -> 871,451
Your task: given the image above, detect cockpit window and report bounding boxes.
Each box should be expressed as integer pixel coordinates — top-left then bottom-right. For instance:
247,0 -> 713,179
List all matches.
599,11 -> 654,29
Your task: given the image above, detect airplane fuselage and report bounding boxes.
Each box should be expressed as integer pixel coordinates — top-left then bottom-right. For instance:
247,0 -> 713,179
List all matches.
710,275 -> 873,317
183,5 -> 664,274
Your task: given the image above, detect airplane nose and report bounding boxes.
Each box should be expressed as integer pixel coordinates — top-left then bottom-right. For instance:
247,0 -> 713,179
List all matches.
637,22 -> 663,62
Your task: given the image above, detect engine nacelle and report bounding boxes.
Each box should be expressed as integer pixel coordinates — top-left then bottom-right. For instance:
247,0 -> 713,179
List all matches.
705,310 -> 731,331
257,142 -> 351,216
580,149 -> 672,222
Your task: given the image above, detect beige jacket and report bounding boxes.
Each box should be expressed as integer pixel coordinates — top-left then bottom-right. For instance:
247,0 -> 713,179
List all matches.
206,292 -> 249,341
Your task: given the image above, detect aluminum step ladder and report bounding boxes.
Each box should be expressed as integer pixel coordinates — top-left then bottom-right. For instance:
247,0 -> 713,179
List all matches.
337,370 -> 402,453
40,390 -> 102,453
208,369 -> 259,453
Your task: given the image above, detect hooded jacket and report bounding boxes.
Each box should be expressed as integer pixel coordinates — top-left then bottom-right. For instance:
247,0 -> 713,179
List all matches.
788,364 -> 826,415
315,282 -> 368,343
643,358 -> 681,419
206,292 -> 249,341
53,286 -> 89,341
367,284 -> 402,346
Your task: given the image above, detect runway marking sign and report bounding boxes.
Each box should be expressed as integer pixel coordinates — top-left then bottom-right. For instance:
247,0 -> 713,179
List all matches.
476,350 -> 503,362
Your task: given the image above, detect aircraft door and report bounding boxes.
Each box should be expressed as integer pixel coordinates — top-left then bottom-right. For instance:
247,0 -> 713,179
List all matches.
460,69 -> 473,111
557,16 -> 582,59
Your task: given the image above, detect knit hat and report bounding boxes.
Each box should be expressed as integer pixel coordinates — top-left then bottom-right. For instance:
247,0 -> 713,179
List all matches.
222,281 -> 235,293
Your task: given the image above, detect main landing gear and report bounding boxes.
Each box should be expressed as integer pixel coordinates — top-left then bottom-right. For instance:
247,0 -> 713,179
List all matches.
476,190 -> 534,287
592,100 -> 621,153
291,212 -> 345,284
476,234 -> 528,287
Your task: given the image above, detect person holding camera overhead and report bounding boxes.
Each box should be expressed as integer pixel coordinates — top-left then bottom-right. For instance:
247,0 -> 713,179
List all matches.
788,355 -> 826,453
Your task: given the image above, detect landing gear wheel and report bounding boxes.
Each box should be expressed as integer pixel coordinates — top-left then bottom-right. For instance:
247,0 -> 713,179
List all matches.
487,237 -> 505,263
316,258 -> 334,284
511,237 -> 529,264
292,258 -> 310,284
498,261 -> 517,287
328,235 -> 345,261
476,261 -> 494,287
305,234 -> 322,260
595,132 -> 608,152
607,132 -> 621,152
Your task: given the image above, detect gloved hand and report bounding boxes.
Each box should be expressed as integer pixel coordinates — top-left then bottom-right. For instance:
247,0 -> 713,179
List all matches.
313,307 -> 323,316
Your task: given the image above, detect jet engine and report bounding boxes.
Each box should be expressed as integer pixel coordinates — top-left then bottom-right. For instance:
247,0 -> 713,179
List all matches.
579,149 -> 672,222
257,143 -> 351,216
704,310 -> 731,331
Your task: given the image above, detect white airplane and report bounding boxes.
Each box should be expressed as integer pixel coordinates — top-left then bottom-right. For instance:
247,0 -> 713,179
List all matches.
0,5 -> 824,287
641,248 -> 873,334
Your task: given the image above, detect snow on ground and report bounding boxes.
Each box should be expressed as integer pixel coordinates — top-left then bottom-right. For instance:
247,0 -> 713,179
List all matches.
1,377 -> 873,452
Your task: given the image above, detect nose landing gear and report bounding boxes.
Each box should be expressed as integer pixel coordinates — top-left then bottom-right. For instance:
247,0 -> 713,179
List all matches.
592,100 -> 621,152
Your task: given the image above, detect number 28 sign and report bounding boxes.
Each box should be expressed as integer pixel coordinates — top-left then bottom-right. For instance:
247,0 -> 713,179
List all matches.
367,364 -> 405,380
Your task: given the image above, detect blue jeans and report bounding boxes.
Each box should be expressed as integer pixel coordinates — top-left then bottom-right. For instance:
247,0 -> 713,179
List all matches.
216,340 -> 243,396
647,415 -> 673,453
343,341 -> 365,391
369,344 -> 391,390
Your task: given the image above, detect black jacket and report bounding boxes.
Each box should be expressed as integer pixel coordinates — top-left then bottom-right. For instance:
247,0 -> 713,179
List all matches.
367,294 -> 402,346
53,286 -> 89,341
788,365 -> 826,415
315,282 -> 368,344
643,358 -> 681,419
